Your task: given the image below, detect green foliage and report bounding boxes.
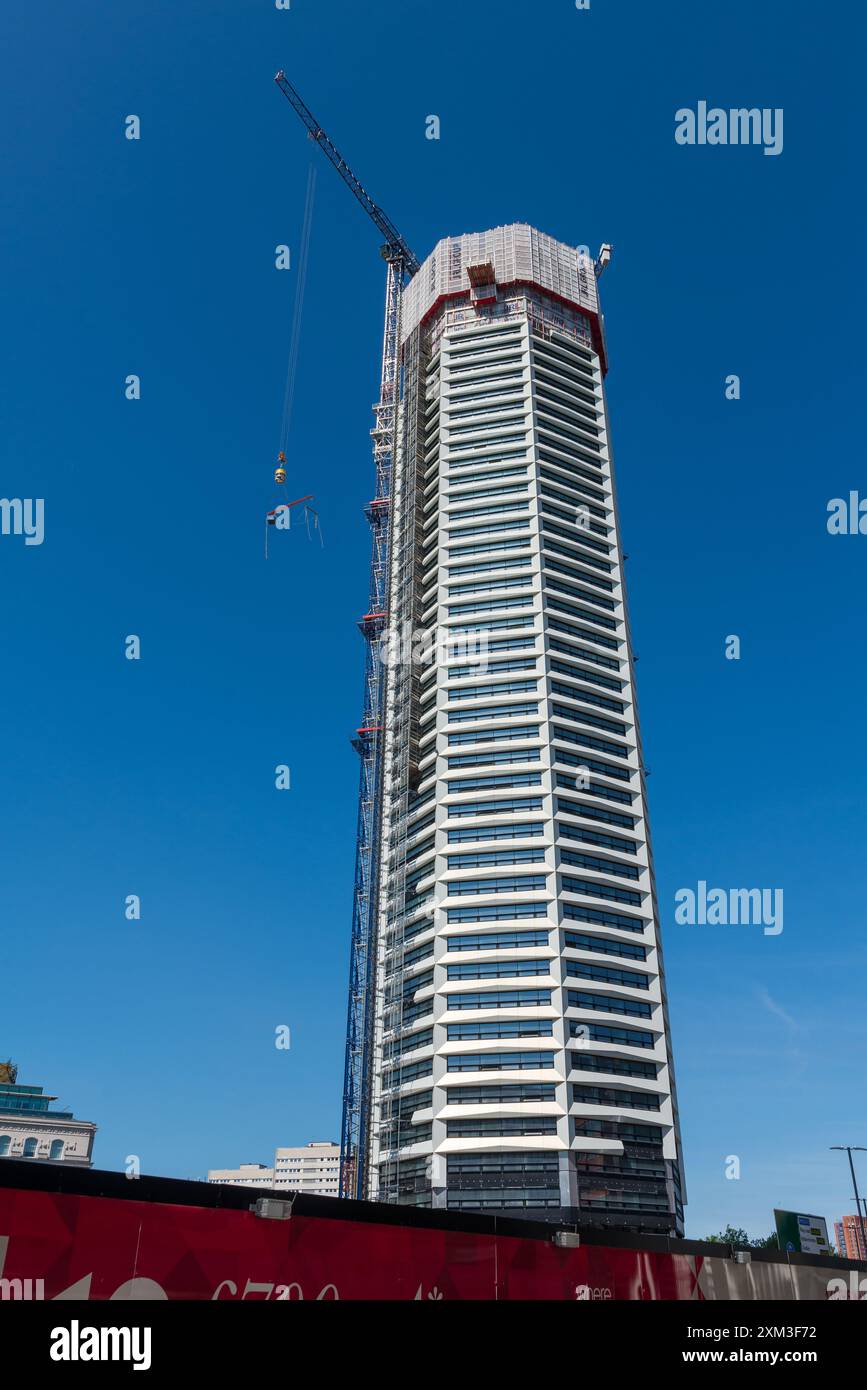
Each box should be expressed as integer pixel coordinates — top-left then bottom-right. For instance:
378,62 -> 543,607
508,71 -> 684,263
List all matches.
703,1225 -> 778,1249
749,1233 -> 779,1250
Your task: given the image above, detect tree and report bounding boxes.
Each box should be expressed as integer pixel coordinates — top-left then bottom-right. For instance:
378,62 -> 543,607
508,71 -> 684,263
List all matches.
703,1225 -> 778,1249
704,1225 -> 749,1245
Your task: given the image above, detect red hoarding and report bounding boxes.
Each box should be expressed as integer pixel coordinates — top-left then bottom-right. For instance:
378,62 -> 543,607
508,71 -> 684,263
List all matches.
0,1185 -> 852,1301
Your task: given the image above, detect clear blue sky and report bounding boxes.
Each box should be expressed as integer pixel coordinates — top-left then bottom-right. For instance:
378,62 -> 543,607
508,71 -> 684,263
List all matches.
2,0 -> 864,1241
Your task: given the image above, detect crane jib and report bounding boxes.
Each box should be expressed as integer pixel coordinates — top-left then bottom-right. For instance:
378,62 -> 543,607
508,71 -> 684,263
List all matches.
275,71 -> 420,277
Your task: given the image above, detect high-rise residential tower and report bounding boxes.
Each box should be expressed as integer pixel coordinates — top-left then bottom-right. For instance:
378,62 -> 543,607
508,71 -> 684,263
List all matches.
835,1214 -> 867,1261
347,224 -> 685,1234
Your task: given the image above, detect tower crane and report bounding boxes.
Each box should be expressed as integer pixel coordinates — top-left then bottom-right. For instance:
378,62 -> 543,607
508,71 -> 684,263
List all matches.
274,72 -> 418,1200
275,74 -> 420,276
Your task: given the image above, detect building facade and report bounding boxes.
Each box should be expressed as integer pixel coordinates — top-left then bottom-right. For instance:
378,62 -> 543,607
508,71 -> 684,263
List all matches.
273,1142 -> 340,1194
209,1142 -> 340,1196
0,1061 -> 96,1167
206,1162 -> 275,1189
835,1214 -> 867,1261
360,225 -> 685,1233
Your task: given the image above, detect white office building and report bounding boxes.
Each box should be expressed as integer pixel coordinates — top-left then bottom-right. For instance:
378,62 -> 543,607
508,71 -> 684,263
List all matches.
206,1162 -> 275,1189
273,1142 -> 340,1194
208,1142 -> 340,1196
360,225 -> 685,1233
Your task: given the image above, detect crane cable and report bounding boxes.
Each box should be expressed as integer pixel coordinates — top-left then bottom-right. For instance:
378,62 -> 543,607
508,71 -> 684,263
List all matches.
267,164 -> 318,561
279,163 -> 317,455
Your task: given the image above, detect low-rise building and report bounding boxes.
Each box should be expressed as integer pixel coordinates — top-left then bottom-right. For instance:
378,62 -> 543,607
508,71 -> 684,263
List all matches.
208,1141 -> 340,1196
0,1061 -> 96,1167
206,1162 -> 274,1189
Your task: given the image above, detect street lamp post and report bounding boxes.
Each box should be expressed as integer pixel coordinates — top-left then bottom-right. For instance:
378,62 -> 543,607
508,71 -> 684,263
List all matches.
831,1146 -> 867,1260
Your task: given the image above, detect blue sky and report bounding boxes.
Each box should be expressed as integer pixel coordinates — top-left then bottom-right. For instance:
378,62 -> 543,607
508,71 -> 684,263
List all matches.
1,0 -> 865,1241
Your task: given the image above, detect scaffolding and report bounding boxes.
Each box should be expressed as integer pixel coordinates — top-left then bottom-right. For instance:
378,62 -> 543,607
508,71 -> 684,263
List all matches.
371,320 -> 430,1197
341,253 -> 408,1198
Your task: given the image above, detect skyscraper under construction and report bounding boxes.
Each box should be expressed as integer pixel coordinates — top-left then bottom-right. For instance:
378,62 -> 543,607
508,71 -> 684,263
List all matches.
343,223 -> 685,1234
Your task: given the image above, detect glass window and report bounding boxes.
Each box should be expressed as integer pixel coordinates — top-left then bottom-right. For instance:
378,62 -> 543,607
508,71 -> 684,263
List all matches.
447,902 -> 548,923
447,700 -> 541,722
447,1018 -> 553,1040
448,822 -> 545,844
446,874 -> 547,897
447,1051 -> 556,1072
447,958 -> 550,981
447,928 -> 549,950
561,874 -> 642,905
564,905 -> 645,933
444,988 -> 551,1010
568,989 -> 652,1019
570,1051 -> 657,1080
564,930 -> 646,961
447,1083 -> 556,1104
572,1083 -> 660,1111
446,1116 -> 557,1137
447,848 -> 545,870
446,796 -> 543,818
569,1019 -> 654,1049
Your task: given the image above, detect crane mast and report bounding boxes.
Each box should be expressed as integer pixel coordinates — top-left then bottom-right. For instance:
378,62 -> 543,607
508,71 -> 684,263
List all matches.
274,72 -> 417,1199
